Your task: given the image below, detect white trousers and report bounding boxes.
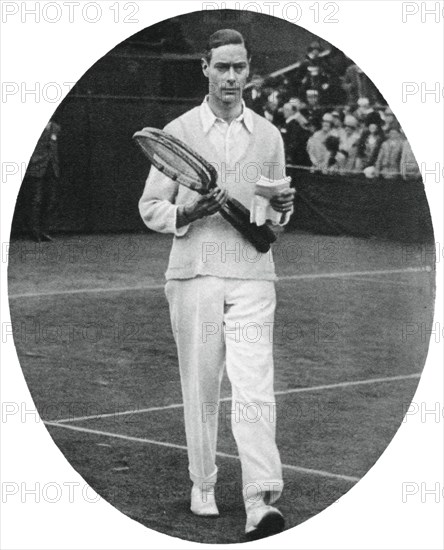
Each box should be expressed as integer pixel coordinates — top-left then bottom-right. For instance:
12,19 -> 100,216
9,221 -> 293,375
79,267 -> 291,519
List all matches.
165,276 -> 283,505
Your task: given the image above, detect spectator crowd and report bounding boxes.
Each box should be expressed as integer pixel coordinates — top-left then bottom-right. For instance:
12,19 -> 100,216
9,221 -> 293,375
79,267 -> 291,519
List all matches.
244,41 -> 421,180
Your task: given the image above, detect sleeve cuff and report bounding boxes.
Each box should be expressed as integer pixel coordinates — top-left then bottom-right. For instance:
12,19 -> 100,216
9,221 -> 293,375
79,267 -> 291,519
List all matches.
173,205 -> 191,237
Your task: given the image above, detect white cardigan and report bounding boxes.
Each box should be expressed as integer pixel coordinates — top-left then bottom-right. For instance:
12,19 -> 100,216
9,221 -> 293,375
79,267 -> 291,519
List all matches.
138,104 -> 286,281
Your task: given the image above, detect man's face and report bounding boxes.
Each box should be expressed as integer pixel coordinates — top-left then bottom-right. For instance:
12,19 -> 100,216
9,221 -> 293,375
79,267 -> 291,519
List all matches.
306,94 -> 318,107
321,121 -> 332,133
202,44 -> 250,106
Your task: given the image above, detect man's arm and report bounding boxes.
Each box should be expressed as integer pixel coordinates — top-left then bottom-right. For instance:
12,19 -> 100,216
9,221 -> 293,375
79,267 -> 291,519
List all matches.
138,165 -> 187,235
139,165 -> 228,235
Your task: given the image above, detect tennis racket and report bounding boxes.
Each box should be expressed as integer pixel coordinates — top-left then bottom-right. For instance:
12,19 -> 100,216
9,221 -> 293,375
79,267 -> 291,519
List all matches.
133,127 -> 277,253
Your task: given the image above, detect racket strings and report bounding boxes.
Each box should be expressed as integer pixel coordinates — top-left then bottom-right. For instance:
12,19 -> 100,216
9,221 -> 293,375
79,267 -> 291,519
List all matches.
134,130 -> 215,193
152,141 -> 200,181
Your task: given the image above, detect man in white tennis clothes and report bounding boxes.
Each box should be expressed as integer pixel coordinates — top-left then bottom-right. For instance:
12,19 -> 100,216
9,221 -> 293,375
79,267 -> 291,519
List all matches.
139,29 -> 295,540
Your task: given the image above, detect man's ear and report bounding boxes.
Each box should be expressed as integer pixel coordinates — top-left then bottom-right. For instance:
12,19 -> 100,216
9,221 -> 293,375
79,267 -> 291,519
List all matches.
201,57 -> 209,78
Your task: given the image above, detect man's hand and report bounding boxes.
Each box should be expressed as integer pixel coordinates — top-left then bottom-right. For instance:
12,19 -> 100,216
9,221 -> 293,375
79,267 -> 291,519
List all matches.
177,187 -> 229,228
269,188 -> 296,213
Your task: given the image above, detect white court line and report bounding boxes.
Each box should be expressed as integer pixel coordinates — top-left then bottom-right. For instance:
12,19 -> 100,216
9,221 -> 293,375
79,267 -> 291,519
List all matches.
51,373 -> 421,424
8,283 -> 164,299
43,421 -> 360,483
278,267 -> 429,282
8,267 -> 428,299
346,277 -> 414,287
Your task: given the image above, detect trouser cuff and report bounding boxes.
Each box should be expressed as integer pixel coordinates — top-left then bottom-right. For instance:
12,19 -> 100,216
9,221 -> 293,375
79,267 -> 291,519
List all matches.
189,466 -> 218,488
243,479 -> 284,508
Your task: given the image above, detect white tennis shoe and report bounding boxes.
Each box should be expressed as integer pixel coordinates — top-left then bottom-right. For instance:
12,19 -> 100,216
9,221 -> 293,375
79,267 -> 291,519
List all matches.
190,484 -> 219,517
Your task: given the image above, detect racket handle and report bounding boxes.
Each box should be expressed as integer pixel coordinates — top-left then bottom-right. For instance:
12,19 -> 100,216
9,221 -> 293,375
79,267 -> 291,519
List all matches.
219,197 -> 277,253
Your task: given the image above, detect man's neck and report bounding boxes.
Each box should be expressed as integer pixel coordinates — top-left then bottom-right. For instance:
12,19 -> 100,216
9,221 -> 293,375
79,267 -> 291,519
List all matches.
207,95 -> 243,124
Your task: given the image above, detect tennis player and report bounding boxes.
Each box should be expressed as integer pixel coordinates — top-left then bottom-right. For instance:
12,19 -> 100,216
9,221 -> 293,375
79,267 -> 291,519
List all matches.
139,29 -> 295,540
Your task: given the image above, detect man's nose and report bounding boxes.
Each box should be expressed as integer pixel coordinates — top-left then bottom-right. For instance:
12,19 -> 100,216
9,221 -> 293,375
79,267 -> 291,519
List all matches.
227,67 -> 236,82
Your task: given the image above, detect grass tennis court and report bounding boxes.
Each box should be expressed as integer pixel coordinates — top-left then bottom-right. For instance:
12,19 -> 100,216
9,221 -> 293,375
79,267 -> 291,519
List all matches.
8,230 -> 435,543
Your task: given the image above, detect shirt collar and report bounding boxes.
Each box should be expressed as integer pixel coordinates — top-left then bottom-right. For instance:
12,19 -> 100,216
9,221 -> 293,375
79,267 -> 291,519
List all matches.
200,95 -> 253,134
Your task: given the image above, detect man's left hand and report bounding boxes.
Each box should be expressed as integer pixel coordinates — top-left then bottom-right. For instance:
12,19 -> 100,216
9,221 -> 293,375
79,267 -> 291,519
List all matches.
270,188 -> 296,213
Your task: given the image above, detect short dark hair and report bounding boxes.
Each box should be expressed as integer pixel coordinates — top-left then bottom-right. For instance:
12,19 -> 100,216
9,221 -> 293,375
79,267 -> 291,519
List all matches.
203,29 -> 251,62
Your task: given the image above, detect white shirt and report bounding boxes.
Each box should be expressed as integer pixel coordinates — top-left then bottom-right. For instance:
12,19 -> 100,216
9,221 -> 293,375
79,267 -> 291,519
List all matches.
200,96 -> 253,167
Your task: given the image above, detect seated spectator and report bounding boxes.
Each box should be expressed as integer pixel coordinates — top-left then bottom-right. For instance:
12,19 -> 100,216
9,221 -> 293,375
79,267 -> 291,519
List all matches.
382,107 -> 400,135
304,89 -> 323,127
286,98 -> 309,127
375,125 -> 404,179
331,110 -> 343,128
329,110 -> 344,139
263,75 -> 290,104
356,111 -> 385,173
321,135 -> 347,173
339,115 -> 361,171
299,64 -> 331,105
353,97 -> 373,124
280,102 -> 311,166
307,113 -> 334,169
400,139 -> 422,180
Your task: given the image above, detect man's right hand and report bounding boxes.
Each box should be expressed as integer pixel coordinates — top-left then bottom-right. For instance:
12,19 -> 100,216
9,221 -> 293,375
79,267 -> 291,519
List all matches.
177,188 -> 229,228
